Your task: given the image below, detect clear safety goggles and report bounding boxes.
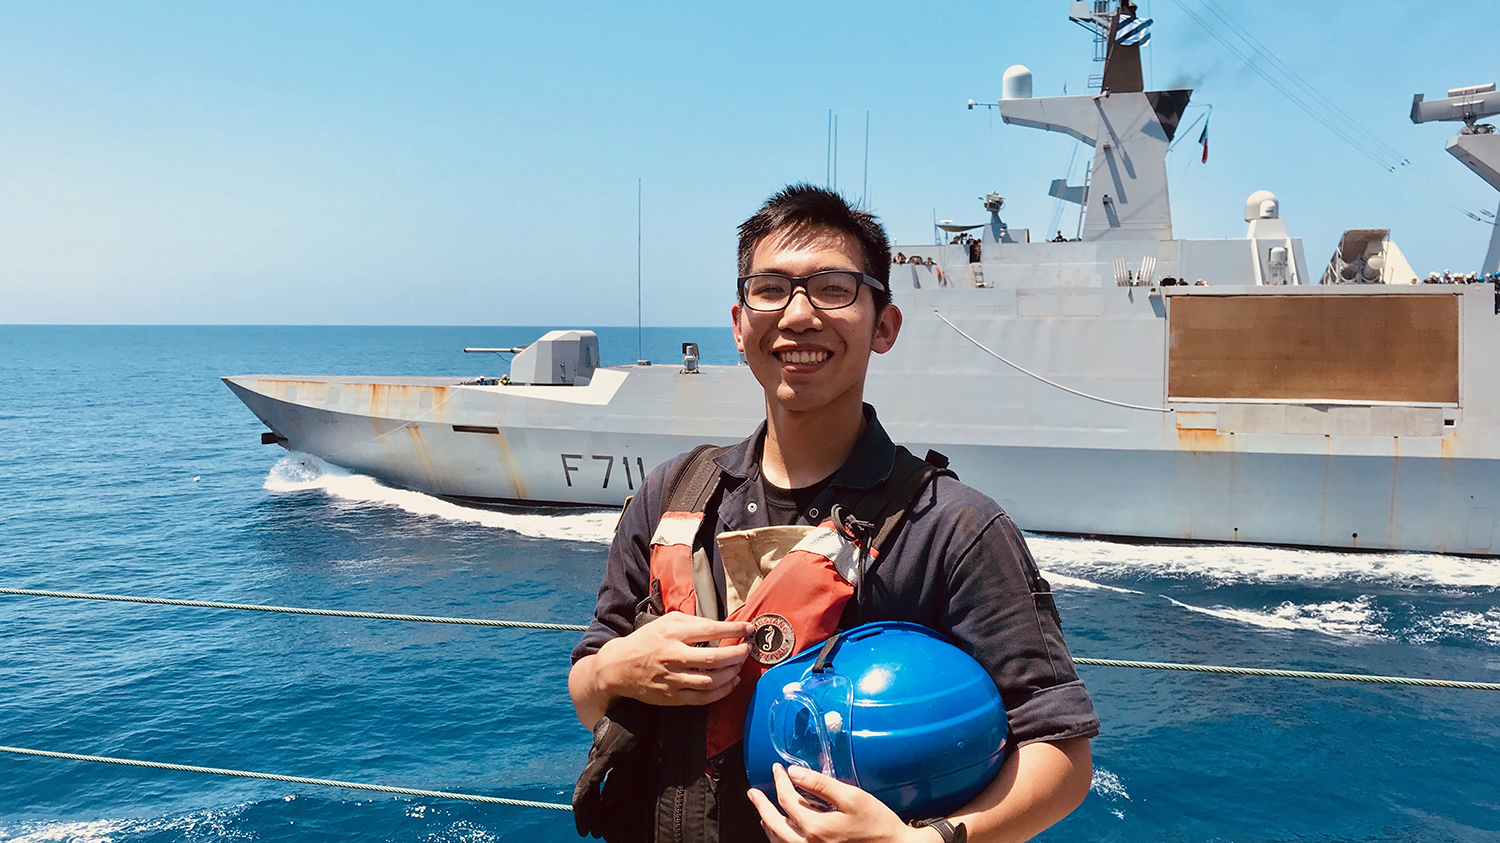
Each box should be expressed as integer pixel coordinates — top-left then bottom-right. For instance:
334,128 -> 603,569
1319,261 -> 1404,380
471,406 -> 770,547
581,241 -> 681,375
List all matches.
767,669 -> 858,786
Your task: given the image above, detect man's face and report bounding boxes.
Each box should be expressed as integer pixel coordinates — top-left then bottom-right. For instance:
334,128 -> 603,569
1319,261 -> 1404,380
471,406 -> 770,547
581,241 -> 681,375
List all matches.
732,225 -> 901,416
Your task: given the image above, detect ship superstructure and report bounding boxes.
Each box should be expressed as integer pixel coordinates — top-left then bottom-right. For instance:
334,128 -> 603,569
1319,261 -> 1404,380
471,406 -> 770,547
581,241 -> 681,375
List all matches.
1411,81 -> 1500,274
225,2 -> 1500,557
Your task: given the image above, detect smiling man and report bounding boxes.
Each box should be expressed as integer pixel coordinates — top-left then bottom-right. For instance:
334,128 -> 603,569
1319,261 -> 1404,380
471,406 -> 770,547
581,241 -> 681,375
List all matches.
569,185 -> 1098,843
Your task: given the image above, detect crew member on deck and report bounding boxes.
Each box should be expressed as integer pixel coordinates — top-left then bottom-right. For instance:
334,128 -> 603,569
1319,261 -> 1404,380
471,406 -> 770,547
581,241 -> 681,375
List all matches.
569,185 -> 1097,843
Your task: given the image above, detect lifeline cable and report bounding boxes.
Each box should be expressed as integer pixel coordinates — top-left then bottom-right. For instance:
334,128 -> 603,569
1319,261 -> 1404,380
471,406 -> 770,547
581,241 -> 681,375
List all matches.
0,587 -> 587,631
0,746 -> 571,810
933,310 -> 1172,413
6,587 -> 1498,690
1072,658 -> 1500,691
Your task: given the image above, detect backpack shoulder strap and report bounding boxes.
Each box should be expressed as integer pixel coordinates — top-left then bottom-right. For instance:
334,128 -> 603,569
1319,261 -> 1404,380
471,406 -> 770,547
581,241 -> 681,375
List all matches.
660,443 -> 733,516
842,446 -> 957,559
831,447 -> 956,631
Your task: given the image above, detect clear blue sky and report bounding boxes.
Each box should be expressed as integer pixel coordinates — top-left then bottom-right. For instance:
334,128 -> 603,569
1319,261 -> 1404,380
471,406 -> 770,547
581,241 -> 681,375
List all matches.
2,1 -> 1495,325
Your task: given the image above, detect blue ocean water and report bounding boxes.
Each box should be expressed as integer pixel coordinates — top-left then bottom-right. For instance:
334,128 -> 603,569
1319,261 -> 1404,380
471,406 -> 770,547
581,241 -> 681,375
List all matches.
1,325 -> 1497,842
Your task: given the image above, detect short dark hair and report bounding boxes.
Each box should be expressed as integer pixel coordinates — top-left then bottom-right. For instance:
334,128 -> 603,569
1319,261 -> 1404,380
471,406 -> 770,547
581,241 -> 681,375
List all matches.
737,184 -> 892,311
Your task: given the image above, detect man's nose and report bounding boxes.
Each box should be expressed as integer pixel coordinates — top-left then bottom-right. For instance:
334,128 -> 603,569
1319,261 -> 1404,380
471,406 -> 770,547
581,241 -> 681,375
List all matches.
778,287 -> 821,329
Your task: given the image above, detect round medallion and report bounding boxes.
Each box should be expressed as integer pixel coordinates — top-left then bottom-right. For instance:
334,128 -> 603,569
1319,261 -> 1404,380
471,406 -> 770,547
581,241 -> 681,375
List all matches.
749,613 -> 795,665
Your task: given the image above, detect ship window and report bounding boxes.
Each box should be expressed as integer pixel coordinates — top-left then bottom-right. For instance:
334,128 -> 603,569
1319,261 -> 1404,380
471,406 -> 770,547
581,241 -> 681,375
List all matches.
1167,293 -> 1459,404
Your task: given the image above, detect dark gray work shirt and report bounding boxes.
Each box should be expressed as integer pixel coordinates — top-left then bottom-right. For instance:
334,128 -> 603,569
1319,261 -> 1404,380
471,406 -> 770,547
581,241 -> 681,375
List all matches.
572,408 -> 1100,747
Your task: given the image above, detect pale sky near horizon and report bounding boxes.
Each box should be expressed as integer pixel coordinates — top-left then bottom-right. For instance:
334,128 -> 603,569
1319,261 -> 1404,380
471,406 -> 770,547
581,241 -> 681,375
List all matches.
2,1 -> 1495,326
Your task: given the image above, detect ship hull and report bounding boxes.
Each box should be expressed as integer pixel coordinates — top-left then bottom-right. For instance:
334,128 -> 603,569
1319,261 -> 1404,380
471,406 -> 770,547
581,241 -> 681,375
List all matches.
223,284 -> 1500,557
224,380 -> 1499,555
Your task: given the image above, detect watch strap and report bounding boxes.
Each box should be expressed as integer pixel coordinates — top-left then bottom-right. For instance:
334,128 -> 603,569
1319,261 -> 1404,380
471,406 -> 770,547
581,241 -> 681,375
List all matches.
912,817 -> 967,843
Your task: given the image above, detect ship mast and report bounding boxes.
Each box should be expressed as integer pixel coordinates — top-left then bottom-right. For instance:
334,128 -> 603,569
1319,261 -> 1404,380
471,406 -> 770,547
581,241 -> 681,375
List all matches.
984,0 -> 1189,243
1068,0 -> 1145,95
1411,83 -> 1500,274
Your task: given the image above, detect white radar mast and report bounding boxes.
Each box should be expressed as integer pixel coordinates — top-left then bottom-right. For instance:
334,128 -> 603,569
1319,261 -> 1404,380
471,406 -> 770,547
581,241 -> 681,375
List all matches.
1411,83 -> 1500,273
972,0 -> 1190,243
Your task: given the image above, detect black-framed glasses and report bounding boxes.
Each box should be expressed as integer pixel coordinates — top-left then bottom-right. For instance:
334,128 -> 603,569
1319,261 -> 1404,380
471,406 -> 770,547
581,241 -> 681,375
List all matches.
736,270 -> 887,312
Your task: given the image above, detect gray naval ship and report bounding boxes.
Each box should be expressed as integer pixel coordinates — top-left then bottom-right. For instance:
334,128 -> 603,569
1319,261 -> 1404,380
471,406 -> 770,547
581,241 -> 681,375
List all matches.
225,1 -> 1500,557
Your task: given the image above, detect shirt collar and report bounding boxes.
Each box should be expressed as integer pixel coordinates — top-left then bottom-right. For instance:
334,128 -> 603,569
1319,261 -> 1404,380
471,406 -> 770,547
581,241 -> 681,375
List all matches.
713,404 -> 896,491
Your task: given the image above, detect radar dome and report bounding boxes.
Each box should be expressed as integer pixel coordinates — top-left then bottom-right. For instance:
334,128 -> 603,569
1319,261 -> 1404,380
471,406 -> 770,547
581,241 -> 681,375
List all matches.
1245,190 -> 1279,222
1002,65 -> 1033,100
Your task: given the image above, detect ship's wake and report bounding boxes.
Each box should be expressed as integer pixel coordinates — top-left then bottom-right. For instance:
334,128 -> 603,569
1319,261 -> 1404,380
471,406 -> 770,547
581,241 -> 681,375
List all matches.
1031,536 -> 1498,647
1151,596 -> 1500,648
1161,595 -> 1390,639
264,454 -> 617,544
259,455 -> 1497,647
1029,534 -> 1500,590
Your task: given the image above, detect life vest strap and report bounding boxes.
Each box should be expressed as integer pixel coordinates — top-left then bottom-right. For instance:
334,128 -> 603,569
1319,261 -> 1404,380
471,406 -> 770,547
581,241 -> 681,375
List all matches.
664,444 -> 732,515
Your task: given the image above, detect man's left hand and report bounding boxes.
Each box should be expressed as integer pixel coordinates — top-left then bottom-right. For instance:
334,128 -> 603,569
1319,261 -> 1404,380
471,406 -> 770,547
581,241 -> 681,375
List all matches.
747,763 -> 934,843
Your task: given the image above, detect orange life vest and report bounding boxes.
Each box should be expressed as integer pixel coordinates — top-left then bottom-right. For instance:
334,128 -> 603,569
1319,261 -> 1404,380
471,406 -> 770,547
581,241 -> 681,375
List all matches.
649,510 -> 865,758
572,443 -> 951,843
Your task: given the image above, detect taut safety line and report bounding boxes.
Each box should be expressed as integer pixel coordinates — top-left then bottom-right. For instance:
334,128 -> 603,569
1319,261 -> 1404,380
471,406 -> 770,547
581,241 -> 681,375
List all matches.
0,745 -> 571,810
1072,658 -> 1500,691
0,587 -> 587,631
5,587 -> 1499,690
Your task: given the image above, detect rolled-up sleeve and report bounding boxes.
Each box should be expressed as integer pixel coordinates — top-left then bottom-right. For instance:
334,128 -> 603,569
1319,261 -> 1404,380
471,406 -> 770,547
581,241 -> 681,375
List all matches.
943,512 -> 1100,746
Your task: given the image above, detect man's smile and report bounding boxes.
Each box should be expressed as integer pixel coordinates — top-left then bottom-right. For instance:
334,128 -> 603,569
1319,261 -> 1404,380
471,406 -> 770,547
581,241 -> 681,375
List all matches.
773,346 -> 832,366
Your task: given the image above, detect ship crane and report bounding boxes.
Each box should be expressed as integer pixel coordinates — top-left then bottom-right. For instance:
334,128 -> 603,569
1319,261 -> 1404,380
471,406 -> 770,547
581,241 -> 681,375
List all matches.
1411,83 -> 1500,273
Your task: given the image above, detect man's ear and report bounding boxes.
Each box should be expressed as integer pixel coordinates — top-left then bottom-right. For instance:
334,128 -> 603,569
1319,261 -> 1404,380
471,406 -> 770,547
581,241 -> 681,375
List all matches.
872,304 -> 902,354
731,303 -> 745,352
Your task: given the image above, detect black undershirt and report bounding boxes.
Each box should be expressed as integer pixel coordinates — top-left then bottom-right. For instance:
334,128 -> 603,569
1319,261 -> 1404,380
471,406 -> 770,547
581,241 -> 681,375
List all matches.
760,472 -> 835,526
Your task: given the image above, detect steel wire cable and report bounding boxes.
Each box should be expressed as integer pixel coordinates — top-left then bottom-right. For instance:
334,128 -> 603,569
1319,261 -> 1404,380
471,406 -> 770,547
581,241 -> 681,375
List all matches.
0,587 -> 588,631
1194,0 -> 1409,166
5,586 -> 1498,689
1073,658 -> 1500,691
0,746 -> 572,810
1166,106 -> 1211,154
1165,0 -> 1492,227
1163,0 -> 1404,173
933,311 -> 1172,413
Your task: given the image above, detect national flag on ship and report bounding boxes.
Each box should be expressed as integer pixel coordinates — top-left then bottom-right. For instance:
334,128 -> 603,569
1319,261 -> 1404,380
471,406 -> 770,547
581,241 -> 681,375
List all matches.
1199,120 -> 1209,163
1115,15 -> 1152,47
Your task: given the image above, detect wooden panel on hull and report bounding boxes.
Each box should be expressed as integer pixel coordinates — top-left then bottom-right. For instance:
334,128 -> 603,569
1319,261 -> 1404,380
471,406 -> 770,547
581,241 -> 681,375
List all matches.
1168,294 -> 1460,403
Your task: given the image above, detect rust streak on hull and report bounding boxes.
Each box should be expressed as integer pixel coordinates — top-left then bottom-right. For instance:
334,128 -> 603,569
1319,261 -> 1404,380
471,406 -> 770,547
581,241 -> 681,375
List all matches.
493,432 -> 528,501
1175,427 -> 1232,452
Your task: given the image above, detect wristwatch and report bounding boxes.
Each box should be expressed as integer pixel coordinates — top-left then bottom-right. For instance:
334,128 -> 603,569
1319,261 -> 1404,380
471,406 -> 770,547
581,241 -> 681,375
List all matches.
911,817 -> 967,843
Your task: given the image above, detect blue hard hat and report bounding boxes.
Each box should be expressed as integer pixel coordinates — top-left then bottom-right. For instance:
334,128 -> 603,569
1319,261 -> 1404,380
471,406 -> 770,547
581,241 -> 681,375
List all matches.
743,621 -> 1008,820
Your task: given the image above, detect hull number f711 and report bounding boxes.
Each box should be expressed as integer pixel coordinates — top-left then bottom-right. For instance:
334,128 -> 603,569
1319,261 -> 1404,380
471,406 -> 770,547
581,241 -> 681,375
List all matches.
561,454 -> 650,490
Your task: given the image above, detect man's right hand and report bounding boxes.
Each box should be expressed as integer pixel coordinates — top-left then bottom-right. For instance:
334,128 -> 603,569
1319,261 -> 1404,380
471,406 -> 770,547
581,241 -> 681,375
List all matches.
569,613 -> 757,727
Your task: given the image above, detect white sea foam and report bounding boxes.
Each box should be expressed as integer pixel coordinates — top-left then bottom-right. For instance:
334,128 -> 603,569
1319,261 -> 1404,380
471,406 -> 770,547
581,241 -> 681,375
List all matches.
1028,534 -> 1500,591
1162,595 -> 1388,639
0,818 -> 128,842
1042,572 -> 1142,594
1089,767 -> 1129,819
264,454 -> 617,544
0,805 -> 242,842
261,455 -> 1498,585
1408,608 -> 1500,647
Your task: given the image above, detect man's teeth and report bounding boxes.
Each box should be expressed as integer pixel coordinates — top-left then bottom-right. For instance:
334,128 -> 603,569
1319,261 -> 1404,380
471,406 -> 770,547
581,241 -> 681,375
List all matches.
779,350 -> 829,365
